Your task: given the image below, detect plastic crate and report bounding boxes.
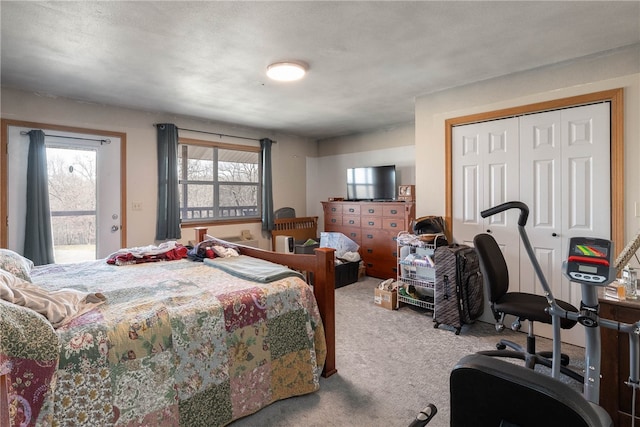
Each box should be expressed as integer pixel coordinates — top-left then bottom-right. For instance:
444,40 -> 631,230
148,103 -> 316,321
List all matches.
335,261 -> 360,288
294,243 -> 320,254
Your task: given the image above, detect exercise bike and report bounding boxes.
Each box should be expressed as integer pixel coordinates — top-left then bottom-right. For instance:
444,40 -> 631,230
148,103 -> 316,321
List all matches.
411,201 -> 640,427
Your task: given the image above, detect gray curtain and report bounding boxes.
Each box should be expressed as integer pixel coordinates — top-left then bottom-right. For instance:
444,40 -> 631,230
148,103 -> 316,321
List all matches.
260,138 -> 274,235
24,130 -> 55,265
155,123 -> 181,240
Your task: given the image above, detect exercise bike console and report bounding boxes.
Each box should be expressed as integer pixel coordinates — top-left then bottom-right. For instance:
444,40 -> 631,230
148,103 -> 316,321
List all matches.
563,237 -> 616,286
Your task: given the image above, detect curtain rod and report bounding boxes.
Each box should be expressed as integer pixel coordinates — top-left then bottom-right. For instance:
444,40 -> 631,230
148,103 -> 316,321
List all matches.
20,131 -> 111,144
153,124 -> 276,143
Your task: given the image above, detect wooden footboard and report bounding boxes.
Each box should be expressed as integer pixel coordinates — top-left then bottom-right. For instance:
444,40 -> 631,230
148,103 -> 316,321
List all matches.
0,374 -> 9,427
271,216 -> 319,251
203,233 -> 337,377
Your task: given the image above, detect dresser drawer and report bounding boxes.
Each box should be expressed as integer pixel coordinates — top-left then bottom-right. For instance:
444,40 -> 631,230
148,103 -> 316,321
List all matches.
361,231 -> 397,255
383,217 -> 405,231
361,216 -> 383,229
324,204 -> 343,215
342,215 -> 361,228
362,204 -> 383,217
325,214 -> 343,226
340,227 -> 361,244
364,258 -> 398,279
383,205 -> 405,218
342,204 -> 361,216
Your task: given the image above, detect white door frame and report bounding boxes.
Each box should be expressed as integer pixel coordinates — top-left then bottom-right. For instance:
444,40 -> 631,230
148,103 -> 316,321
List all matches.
0,119 -> 127,252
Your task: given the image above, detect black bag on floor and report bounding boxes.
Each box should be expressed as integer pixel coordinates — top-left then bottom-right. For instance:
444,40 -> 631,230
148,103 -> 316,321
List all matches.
433,244 -> 484,334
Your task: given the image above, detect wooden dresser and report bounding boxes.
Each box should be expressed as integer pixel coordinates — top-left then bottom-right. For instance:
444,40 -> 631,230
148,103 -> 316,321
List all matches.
599,296 -> 640,426
321,201 -> 415,279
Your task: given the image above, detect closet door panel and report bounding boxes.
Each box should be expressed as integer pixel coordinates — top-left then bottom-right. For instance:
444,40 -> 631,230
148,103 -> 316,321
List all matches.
520,110 -> 562,297
453,127 -> 482,247
481,119 -> 521,276
561,102 -> 610,306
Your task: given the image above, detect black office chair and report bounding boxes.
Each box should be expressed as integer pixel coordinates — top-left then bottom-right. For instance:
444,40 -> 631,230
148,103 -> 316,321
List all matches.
473,233 -> 583,382
449,354 -> 612,427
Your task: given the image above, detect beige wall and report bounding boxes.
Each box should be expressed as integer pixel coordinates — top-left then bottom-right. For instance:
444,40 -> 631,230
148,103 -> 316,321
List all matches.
3,43 -> 638,251
0,87 -> 318,249
416,44 -> 640,245
306,124 -> 416,226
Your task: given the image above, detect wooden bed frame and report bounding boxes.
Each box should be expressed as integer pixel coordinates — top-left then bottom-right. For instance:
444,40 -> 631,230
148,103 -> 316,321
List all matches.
0,234 -> 337,427
202,232 -> 337,378
270,216 -> 319,251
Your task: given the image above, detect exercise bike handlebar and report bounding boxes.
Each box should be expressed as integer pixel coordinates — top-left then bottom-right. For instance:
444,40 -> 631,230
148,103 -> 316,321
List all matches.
481,201 -> 529,227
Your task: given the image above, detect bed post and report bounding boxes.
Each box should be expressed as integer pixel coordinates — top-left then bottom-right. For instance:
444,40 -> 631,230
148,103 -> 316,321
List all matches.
0,374 -> 9,426
313,247 -> 337,377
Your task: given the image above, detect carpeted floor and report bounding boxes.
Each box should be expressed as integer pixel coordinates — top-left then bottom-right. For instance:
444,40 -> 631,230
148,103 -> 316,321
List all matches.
230,276 -> 586,427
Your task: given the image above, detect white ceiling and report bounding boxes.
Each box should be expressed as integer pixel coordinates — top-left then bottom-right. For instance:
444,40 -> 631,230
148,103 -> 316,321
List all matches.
1,1 -> 639,140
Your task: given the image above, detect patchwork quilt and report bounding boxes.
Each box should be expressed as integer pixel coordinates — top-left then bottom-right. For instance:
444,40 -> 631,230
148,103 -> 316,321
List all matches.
1,259 -> 326,426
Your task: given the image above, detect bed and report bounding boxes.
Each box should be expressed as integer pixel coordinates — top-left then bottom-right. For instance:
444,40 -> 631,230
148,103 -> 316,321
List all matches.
0,238 -> 336,427
270,216 -> 319,251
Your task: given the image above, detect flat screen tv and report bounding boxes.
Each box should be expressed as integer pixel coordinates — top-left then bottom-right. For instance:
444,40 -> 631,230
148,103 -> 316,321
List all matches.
346,165 -> 396,201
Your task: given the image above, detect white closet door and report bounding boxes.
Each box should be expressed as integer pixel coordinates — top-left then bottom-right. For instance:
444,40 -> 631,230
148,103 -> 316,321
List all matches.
454,103 -> 610,341
561,102 -> 611,288
519,103 -> 610,346
453,118 -> 520,324
452,124 -> 483,247
519,110 -> 563,299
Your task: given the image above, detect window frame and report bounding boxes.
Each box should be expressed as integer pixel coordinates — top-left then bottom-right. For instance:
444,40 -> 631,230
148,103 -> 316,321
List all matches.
177,137 -> 262,226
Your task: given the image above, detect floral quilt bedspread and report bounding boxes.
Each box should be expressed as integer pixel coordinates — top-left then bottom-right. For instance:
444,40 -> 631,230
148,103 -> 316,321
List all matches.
1,259 -> 326,426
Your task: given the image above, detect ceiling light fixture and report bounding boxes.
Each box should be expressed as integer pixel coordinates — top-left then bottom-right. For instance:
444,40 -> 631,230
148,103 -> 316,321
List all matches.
266,61 -> 307,82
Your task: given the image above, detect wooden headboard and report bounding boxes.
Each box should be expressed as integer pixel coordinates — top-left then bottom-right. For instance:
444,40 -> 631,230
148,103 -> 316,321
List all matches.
271,216 -> 319,251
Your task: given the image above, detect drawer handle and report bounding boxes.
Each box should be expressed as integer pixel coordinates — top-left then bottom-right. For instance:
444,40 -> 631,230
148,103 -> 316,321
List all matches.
367,248 -> 373,253
331,218 -> 337,223
368,221 -> 375,226
392,251 -> 397,257
331,207 -> 337,212
350,233 -> 356,237
349,208 -> 355,213
367,234 -> 373,239
390,222 -> 397,228
349,220 -> 355,225
368,209 -> 375,213
367,263 -> 373,268
391,209 -> 397,214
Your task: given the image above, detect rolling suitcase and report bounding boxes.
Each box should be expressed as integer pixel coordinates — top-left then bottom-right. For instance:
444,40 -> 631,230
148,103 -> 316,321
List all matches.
433,244 -> 484,334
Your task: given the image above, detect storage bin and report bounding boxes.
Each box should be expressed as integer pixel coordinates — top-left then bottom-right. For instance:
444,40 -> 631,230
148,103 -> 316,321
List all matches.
335,261 -> 360,288
294,243 -> 320,254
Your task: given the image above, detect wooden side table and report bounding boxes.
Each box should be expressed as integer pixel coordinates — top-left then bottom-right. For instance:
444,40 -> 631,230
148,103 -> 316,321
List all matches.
599,295 -> 640,426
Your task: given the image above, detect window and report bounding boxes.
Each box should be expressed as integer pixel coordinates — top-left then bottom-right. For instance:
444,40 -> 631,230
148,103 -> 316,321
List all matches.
178,140 -> 261,223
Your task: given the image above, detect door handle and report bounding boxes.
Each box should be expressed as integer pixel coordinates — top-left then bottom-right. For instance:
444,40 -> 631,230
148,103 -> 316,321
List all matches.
552,233 -> 558,237
111,225 -> 120,232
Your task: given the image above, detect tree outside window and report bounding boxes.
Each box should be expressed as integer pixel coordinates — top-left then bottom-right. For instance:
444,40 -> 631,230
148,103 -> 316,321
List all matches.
178,142 -> 261,222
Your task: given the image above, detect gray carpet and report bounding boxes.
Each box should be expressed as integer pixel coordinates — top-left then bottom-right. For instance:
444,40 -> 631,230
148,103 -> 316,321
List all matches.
230,277 -> 586,427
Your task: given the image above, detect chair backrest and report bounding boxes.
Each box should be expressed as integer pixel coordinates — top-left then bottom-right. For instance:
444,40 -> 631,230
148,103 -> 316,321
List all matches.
450,354 -> 612,427
274,207 -> 296,219
473,233 -> 509,303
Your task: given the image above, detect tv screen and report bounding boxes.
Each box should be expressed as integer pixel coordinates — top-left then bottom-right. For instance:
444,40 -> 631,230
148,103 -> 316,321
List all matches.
346,165 -> 396,201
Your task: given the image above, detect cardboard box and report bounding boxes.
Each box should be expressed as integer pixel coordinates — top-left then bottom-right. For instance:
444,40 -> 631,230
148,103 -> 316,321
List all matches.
374,288 -> 398,310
